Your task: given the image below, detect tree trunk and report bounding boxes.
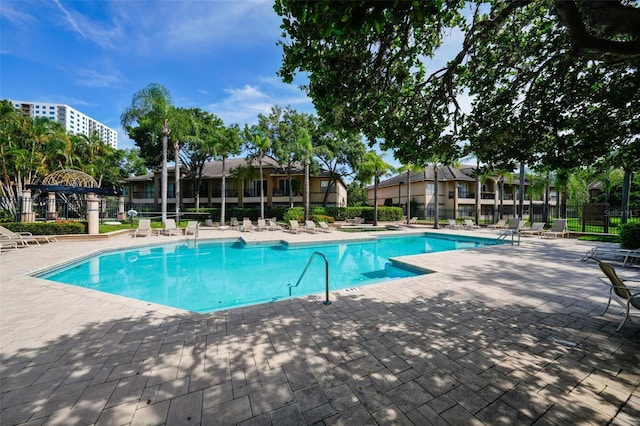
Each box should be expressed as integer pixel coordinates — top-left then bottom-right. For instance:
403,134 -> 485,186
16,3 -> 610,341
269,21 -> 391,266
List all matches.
287,168 -> 294,208
304,158 -> 310,221
174,141 -> 180,223
433,165 -> 439,229
161,124 -> 168,225
406,170 -> 411,224
499,178 -> 504,220
474,160 -> 480,225
259,157 -> 265,219
518,163 -> 525,220
373,175 -> 379,226
621,169 -> 633,224
221,155 -> 227,225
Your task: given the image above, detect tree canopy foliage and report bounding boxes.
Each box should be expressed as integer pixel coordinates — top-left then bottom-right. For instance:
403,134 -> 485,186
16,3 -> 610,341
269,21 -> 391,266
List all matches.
275,0 -> 639,173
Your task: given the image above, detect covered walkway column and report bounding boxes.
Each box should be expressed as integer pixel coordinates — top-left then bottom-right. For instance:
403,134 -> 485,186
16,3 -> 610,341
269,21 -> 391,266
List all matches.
87,193 -> 100,235
21,189 -> 35,223
47,192 -> 58,220
117,196 -> 126,220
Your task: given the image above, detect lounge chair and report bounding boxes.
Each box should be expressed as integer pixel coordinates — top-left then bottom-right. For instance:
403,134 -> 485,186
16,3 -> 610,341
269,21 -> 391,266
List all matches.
184,221 -> 198,236
445,219 -> 463,230
256,219 -> 268,232
409,217 -> 418,225
0,224 -> 53,245
230,217 -> 239,229
288,220 -> 303,234
463,219 -> 480,230
1,236 -> 19,251
487,219 -> 507,229
519,222 -> 546,237
240,218 -> 255,232
304,220 -> 319,234
497,218 -> 525,241
597,261 -> 640,331
267,218 -> 282,231
162,219 -> 182,236
134,219 -> 152,238
318,221 -> 333,232
582,247 -> 640,267
540,219 -> 567,238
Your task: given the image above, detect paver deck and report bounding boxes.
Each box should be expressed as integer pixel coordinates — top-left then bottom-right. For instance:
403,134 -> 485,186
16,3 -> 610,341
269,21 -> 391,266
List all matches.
1,226 -> 639,425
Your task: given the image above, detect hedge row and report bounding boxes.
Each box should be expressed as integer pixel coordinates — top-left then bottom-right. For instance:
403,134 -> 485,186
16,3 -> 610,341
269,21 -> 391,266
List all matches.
620,222 -> 640,249
324,206 -> 403,222
2,221 -> 86,235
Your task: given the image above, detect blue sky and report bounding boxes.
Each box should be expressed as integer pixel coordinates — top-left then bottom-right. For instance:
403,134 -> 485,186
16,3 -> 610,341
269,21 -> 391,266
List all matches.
1,0 -> 314,151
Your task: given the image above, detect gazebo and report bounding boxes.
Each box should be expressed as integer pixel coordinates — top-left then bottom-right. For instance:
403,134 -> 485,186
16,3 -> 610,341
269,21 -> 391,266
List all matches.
25,169 -> 120,234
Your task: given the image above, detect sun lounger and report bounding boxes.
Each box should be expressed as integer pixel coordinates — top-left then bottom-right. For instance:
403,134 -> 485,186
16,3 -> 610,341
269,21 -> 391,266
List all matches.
583,247 -> 640,267
288,220 -> 303,234
267,218 -> 282,230
519,222 -> 546,237
487,219 -> 507,229
162,219 -> 183,236
304,220 -> 320,234
0,225 -> 49,245
257,219 -> 268,232
184,221 -> 198,236
445,219 -> 463,230
463,219 -> 480,230
240,218 -> 255,232
318,221 -> 333,232
133,219 -> 152,237
540,219 -> 567,238
1,237 -> 19,251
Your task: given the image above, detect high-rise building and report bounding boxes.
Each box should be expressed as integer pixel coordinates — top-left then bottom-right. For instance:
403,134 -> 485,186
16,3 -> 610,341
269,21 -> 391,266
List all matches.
11,100 -> 118,148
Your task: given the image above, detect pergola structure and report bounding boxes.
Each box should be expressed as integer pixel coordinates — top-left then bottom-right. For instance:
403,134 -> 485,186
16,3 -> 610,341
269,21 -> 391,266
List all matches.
25,169 -> 121,234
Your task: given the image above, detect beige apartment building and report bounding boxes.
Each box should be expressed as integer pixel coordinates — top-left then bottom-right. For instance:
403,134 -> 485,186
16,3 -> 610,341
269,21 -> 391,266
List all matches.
122,156 -> 348,211
368,165 -> 558,222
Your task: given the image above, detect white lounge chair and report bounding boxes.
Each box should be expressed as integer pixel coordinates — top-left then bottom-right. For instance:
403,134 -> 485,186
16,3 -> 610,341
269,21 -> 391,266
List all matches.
0,224 -> 50,245
520,222 -> 546,237
487,219 -> 507,229
184,221 -> 198,236
318,221 -> 333,233
134,219 -> 152,238
445,219 -> 463,230
240,218 -> 255,232
162,219 -> 182,236
463,219 -> 480,230
256,219 -> 268,232
540,219 -> 567,238
267,218 -> 282,231
597,261 -> 640,331
304,220 -> 320,234
409,217 -> 418,225
582,247 -> 640,267
1,236 -> 19,251
230,217 -> 239,229
288,220 -> 303,234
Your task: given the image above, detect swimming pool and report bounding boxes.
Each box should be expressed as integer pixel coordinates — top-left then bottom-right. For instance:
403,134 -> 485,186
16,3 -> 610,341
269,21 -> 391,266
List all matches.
38,234 -> 501,313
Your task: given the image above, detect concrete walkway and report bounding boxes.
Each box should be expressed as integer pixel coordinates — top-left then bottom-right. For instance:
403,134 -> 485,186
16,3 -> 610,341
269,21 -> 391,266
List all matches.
1,226 -> 639,425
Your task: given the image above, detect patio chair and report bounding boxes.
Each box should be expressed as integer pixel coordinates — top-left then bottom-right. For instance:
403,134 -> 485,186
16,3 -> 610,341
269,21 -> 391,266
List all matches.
445,219 -> 463,230
288,220 -> 303,234
256,219 -> 268,232
133,219 -> 152,238
318,221 -> 333,233
304,220 -> 320,234
240,218 -> 255,232
1,236 -> 19,251
497,218 -> 525,240
540,219 -> 567,238
162,219 -> 182,236
519,222 -> 546,237
487,219 -> 507,229
409,217 -> 418,225
267,218 -> 282,231
0,224 -> 50,245
582,247 -> 640,267
230,217 -> 239,229
597,261 -> 640,331
184,221 -> 198,236
463,219 -> 480,230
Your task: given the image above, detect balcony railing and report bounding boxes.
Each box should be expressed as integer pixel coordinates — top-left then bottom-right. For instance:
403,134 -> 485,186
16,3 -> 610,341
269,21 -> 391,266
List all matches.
211,190 -> 239,197
133,191 -> 154,198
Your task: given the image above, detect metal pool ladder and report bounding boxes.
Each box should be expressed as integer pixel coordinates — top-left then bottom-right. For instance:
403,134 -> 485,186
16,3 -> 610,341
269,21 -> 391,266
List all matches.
288,251 -> 331,305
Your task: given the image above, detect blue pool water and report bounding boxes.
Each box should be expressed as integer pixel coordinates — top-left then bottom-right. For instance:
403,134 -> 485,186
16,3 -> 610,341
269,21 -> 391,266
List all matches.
38,234 -> 501,313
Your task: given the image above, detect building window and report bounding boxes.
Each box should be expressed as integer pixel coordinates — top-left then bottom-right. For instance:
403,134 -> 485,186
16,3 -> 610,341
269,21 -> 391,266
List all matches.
426,183 -> 435,195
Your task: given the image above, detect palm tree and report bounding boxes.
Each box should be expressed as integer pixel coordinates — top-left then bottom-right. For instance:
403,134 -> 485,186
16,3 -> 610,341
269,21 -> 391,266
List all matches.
244,127 -> 271,219
397,162 -> 422,224
359,151 -> 395,226
214,124 -> 241,225
121,83 -> 174,224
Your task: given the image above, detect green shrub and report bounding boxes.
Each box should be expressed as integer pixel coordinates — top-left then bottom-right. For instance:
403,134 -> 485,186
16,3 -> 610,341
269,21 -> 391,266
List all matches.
311,214 -> 334,224
3,221 -> 85,235
270,206 -> 289,221
283,207 -> 305,222
619,222 -> 640,249
324,206 -> 403,222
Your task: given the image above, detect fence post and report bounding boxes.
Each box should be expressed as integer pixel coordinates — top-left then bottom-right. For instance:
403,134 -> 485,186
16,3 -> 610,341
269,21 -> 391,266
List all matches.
21,190 -> 35,223
87,193 -> 100,235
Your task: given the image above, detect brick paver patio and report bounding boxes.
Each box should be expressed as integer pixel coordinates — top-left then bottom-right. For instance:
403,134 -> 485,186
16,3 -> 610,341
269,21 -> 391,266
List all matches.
1,226 -> 638,425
